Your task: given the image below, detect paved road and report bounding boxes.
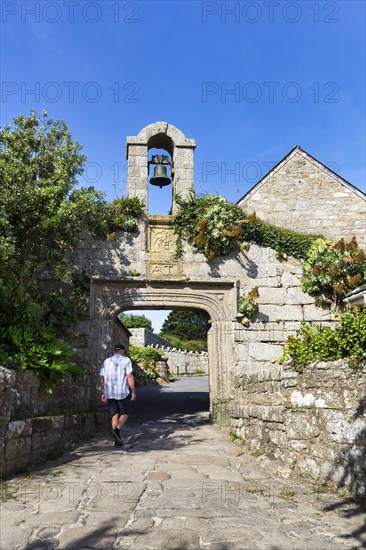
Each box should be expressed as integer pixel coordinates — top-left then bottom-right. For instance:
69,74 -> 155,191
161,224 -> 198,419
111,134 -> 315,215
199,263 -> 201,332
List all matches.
129,375 -> 210,425
1,377 -> 365,549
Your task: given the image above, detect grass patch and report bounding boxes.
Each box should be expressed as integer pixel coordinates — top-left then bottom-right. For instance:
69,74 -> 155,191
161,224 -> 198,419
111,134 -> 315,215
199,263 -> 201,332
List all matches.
251,449 -> 264,458
178,370 -> 207,376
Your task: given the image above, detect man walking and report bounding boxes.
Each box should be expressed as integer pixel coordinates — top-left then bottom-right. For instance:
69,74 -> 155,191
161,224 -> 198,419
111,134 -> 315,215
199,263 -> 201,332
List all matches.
100,343 -> 136,447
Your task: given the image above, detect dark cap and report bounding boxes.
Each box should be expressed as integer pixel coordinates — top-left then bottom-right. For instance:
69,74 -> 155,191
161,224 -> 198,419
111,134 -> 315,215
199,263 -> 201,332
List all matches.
114,343 -> 126,351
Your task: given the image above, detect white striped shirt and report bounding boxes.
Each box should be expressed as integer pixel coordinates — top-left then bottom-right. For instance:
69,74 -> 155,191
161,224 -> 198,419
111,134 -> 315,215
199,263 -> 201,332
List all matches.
100,354 -> 133,400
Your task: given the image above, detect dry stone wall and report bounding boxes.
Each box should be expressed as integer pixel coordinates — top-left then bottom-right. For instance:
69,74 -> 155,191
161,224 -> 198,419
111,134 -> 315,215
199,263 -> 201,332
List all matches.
129,328 -> 173,348
148,346 -> 208,375
214,360 -> 366,496
0,367 -> 102,478
129,329 -> 208,374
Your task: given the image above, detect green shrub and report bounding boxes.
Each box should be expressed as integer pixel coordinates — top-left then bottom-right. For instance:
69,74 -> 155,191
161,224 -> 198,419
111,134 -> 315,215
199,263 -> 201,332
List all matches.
278,306 -> 366,371
120,313 -> 152,330
0,325 -> 87,392
301,237 -> 366,303
106,197 -> 144,239
129,344 -> 161,381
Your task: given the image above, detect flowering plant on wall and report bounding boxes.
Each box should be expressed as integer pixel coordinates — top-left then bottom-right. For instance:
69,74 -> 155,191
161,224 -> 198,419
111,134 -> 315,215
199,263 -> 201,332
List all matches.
237,287 -> 259,326
173,190 -> 251,259
173,190 -> 366,309
173,189 -> 316,261
301,237 -> 366,304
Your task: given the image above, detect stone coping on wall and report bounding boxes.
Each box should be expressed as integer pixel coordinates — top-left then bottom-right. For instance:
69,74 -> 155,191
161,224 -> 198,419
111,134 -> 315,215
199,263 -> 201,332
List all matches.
0,367 -> 91,425
146,344 -> 208,356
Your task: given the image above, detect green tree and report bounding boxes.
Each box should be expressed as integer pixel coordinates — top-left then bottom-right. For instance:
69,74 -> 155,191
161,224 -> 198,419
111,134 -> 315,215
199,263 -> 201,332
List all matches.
119,313 -> 153,330
0,111 -> 110,383
160,310 -> 209,341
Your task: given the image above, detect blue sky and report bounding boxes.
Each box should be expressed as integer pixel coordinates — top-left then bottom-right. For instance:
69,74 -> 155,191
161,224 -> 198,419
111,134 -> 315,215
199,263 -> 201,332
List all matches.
1,0 -> 365,331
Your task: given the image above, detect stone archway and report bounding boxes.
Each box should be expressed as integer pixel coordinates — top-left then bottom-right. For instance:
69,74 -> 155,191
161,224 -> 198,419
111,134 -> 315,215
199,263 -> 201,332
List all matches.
88,280 -> 237,410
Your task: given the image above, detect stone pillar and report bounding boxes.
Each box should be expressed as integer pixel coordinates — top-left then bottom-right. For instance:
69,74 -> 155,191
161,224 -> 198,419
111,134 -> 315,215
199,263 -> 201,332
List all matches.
172,146 -> 195,214
126,144 -> 148,214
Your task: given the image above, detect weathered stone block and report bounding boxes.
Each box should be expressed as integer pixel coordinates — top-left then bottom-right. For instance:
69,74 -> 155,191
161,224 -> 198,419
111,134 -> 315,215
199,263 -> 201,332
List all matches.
289,439 -> 308,452
6,420 -> 32,439
248,342 -> 283,362
280,271 -> 302,287
287,287 -> 315,305
286,413 -> 321,439
5,436 -> 32,461
302,304 -> 333,321
258,304 -> 303,321
257,287 -> 288,304
31,418 -> 53,433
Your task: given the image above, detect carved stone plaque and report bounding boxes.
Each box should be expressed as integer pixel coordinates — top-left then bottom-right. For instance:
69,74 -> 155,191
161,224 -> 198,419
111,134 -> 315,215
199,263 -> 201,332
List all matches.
148,262 -> 181,277
149,225 -> 176,256
147,217 -> 181,278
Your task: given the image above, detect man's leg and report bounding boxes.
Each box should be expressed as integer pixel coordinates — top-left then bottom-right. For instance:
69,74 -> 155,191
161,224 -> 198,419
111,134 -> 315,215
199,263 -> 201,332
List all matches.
111,413 -> 119,430
116,413 -> 129,430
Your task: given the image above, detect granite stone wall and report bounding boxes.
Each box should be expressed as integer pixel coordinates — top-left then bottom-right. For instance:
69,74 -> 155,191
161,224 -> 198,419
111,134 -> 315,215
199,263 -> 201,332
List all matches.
0,367 -> 102,478
213,360 -> 366,496
154,347 -> 208,375
129,328 -> 173,349
129,330 -> 209,374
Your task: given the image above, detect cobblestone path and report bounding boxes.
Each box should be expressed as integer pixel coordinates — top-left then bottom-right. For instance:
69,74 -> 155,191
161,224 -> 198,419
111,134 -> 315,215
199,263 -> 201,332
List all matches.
1,379 -> 365,549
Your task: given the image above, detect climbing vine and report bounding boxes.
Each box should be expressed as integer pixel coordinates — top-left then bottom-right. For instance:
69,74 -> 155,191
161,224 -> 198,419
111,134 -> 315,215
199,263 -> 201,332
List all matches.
172,190 -> 366,310
173,189 -> 317,261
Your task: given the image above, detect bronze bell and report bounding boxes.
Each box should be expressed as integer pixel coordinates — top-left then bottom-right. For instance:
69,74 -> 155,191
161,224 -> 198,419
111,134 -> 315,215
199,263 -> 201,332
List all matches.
150,164 -> 171,188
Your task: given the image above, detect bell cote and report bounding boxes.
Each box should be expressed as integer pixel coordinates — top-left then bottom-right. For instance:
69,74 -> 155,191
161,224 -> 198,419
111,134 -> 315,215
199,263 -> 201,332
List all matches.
126,122 -> 196,215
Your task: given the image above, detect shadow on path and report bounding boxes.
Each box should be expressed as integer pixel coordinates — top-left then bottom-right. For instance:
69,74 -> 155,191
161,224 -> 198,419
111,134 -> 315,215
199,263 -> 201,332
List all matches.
322,390 -> 366,548
12,378 -> 210,477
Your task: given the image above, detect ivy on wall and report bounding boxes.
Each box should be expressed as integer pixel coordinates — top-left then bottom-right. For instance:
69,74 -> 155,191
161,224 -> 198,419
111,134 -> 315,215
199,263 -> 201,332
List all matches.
173,189 -> 317,260
172,190 -> 366,306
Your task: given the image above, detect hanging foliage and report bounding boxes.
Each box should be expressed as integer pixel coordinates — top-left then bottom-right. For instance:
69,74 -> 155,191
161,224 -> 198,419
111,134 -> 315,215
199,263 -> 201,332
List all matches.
173,189 -> 317,261
301,237 -> 366,303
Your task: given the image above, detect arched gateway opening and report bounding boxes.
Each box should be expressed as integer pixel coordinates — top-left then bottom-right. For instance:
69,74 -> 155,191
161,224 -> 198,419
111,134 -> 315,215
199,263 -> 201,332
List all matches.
88,280 -> 236,414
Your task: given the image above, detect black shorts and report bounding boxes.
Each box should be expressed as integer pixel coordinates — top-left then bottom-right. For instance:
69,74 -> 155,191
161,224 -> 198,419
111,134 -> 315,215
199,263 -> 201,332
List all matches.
107,393 -> 133,417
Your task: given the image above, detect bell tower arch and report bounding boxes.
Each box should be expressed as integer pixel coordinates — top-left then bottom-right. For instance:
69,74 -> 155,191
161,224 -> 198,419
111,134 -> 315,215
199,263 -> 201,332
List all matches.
126,122 -> 196,214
